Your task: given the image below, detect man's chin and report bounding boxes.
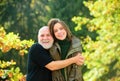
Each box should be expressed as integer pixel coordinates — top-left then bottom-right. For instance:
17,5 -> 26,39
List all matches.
42,45 -> 52,49
41,43 -> 52,49
38,41 -> 53,49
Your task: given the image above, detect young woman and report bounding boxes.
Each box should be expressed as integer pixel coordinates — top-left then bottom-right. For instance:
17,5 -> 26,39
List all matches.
48,18 -> 84,81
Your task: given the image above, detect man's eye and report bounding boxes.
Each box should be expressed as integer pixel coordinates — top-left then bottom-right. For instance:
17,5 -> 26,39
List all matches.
47,34 -> 50,36
40,35 -> 44,37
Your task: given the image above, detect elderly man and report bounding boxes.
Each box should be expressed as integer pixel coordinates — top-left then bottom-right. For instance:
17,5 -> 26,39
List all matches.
26,26 -> 84,81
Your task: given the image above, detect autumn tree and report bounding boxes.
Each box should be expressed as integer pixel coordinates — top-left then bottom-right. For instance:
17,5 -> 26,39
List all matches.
72,0 -> 120,81
0,27 -> 34,80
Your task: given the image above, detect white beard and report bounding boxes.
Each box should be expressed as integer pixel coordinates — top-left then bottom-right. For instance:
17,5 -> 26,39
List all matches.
38,40 -> 53,49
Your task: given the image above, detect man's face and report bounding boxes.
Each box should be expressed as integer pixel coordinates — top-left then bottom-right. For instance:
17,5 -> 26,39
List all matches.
38,27 -> 54,49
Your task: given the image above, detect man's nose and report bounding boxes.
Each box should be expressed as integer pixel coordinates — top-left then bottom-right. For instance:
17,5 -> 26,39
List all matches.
43,36 -> 48,39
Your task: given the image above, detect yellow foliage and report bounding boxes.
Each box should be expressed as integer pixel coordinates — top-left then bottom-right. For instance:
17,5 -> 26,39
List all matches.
73,0 -> 120,81
0,27 -> 34,55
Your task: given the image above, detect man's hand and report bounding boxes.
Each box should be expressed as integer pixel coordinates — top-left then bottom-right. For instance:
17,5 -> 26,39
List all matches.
73,53 -> 84,66
45,53 -> 84,71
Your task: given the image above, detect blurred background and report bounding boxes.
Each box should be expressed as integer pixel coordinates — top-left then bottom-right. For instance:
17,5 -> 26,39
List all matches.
0,0 -> 120,81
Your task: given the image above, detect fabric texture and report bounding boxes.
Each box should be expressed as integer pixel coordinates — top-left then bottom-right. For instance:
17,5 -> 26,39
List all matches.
49,36 -> 84,81
57,39 -> 71,60
26,43 -> 53,81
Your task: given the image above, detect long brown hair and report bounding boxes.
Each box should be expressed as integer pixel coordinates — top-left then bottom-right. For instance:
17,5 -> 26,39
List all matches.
48,18 -> 73,41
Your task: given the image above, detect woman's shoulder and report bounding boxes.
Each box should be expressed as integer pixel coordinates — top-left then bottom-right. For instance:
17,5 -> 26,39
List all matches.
71,36 -> 81,47
72,36 -> 81,42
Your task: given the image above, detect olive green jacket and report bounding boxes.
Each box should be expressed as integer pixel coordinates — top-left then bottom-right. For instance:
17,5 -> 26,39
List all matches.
49,36 -> 84,81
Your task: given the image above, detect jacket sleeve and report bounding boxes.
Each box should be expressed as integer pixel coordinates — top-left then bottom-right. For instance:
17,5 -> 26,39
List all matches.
49,44 -> 61,60
68,37 -> 84,81
68,64 -> 84,81
49,44 -> 65,81
72,36 -> 82,53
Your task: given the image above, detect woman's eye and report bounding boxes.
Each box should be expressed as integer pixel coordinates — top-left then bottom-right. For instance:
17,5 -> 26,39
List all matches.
60,27 -> 63,30
54,30 -> 58,33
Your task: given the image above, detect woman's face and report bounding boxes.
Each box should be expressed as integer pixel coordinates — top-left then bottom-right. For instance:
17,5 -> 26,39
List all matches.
53,23 -> 67,40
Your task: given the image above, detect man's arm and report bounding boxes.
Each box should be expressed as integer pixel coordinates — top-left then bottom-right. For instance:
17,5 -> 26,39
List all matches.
45,53 -> 84,71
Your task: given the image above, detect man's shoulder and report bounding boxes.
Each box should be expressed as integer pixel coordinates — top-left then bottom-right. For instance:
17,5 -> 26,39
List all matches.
30,43 -> 44,50
29,43 -> 47,56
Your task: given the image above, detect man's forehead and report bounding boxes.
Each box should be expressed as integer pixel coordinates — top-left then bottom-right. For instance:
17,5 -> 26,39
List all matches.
40,32 -> 50,35
39,30 -> 51,35
39,27 -> 49,32
40,29 -> 49,32
39,27 -> 50,35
